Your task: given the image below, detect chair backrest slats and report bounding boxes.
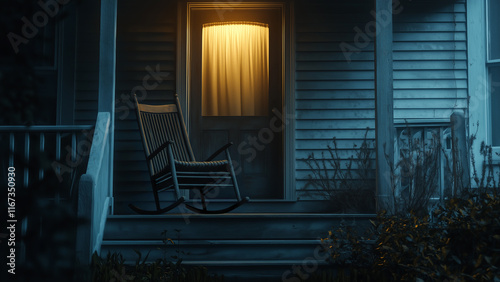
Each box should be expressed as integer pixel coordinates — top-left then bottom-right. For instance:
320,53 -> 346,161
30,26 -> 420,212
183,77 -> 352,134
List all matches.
151,114 -> 167,174
143,113 -> 163,175
134,95 -> 195,177
167,113 -> 190,161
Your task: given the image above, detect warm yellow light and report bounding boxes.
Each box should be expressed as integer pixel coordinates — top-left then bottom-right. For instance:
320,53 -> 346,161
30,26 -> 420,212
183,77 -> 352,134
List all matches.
202,22 -> 269,116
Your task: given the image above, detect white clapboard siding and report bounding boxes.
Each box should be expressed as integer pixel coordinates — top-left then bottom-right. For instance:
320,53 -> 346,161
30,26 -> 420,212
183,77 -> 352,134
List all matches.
112,0 -> 178,214
295,0 -> 376,197
393,0 -> 467,123
73,0 -> 468,211
73,0 -> 177,214
294,0 -> 467,199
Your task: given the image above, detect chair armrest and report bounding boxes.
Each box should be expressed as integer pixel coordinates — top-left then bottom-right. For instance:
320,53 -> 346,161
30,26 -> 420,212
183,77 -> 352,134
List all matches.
146,140 -> 174,161
205,142 -> 233,161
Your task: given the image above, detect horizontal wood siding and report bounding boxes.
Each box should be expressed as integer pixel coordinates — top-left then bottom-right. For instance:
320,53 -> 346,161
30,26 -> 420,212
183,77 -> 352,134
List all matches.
295,0 -> 467,202
74,0 -> 100,125
295,0 -> 376,199
393,0 -> 467,122
113,0 -> 177,213
73,0 -> 467,212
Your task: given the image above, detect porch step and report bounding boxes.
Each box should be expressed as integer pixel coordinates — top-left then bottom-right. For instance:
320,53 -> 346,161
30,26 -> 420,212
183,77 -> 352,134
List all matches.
113,198 -> 339,214
102,239 -> 322,261
101,213 -> 375,280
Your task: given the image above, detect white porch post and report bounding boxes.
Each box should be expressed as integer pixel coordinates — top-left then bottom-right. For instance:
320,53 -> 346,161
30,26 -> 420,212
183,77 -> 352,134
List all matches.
467,1 -> 488,188
374,0 -> 395,213
98,0 -> 117,213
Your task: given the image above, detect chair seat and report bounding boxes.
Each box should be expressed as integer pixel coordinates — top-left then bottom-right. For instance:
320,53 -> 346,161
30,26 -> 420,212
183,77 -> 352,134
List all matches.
174,159 -> 228,172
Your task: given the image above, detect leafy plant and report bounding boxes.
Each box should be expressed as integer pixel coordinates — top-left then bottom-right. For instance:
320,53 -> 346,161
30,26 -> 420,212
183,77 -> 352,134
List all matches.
386,126 -> 442,216
321,222 -> 376,269
0,138 -> 88,281
320,191 -> 500,281
469,141 -> 500,192
89,230 -> 224,282
442,123 -> 500,200
91,251 -> 224,282
91,252 -> 132,282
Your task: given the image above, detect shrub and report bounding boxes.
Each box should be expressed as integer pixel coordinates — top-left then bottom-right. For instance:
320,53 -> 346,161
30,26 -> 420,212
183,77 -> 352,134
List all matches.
469,141 -> 500,192
303,128 -> 376,213
89,230 -> 224,282
320,191 -> 500,281
387,126 -> 442,216
90,251 -> 224,282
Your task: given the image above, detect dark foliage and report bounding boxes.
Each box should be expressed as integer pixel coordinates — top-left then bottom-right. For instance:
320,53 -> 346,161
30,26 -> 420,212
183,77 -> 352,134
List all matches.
319,191 -> 500,281
89,251 -> 224,282
87,229 -> 223,282
0,151 -> 84,281
387,126 -> 442,216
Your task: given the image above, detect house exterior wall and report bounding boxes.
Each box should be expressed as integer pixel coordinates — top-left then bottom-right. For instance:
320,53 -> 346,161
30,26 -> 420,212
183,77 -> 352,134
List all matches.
72,0 -> 469,213
112,0 -> 178,210
294,0 -> 467,200
393,0 -> 467,123
294,0 -> 376,200
74,0 -> 100,125
72,0 -> 177,211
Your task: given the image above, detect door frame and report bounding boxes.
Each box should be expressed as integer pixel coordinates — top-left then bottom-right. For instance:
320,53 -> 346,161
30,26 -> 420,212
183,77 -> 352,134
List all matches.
177,1 -> 296,201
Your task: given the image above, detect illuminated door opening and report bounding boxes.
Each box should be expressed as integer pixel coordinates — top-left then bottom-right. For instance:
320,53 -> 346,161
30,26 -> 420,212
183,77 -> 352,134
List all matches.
202,22 -> 269,116
188,4 -> 285,199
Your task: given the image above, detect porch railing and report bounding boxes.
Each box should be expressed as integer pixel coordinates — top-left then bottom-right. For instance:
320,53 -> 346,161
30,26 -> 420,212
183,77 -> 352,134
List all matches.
0,122 -> 94,263
1,124 -> 95,192
1,112 -> 112,265
394,122 -> 452,204
393,112 -> 469,206
76,112 -> 112,264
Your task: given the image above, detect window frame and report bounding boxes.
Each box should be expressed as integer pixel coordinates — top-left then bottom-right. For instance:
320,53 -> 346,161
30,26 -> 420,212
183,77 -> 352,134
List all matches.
486,0 -> 500,64
467,0 -> 499,176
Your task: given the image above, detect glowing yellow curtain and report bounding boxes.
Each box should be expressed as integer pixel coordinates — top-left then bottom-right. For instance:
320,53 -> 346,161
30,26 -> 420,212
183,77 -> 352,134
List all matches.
202,22 -> 269,116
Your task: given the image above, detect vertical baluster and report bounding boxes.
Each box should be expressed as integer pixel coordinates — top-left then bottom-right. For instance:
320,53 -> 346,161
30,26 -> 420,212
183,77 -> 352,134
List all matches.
56,132 -> 61,160
439,127 -> 445,202
55,132 -> 61,176
65,131 -> 77,203
9,133 -> 14,167
39,133 -> 45,181
72,132 -> 77,162
20,132 -> 29,265
55,132 -> 62,204
24,132 -> 29,188
20,217 -> 27,263
38,133 -> 45,248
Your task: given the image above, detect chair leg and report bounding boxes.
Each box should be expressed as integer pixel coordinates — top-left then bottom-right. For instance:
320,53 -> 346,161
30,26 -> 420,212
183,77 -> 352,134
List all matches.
129,181 -> 185,215
129,145 -> 184,215
199,188 -> 207,212
166,144 -> 183,201
185,197 -> 249,214
153,188 -> 161,211
129,196 -> 185,215
179,148 -> 249,215
225,148 -> 242,201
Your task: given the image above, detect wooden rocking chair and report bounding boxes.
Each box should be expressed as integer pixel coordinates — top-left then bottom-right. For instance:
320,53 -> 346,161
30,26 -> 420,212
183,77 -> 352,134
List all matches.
129,94 -> 249,214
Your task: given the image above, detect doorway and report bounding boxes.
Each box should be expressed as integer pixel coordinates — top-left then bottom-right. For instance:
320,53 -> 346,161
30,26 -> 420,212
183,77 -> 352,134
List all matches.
187,4 -> 284,199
